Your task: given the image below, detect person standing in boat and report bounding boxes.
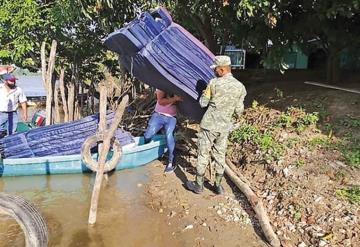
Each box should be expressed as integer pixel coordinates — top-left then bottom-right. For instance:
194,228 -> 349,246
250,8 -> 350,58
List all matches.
186,56 -> 247,195
0,73 -> 28,136
144,89 -> 182,173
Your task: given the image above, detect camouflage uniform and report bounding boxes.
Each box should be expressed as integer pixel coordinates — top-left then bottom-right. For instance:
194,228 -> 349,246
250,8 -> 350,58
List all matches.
196,72 -> 247,186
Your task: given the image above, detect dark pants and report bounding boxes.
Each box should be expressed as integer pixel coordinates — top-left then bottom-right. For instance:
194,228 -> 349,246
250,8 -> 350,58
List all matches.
0,112 -> 18,136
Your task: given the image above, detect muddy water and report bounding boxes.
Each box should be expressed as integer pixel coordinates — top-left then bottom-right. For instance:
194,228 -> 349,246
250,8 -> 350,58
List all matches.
0,165 -> 180,247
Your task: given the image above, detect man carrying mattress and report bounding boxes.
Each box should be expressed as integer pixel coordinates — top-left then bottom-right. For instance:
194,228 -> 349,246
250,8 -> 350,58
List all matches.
186,55 -> 247,195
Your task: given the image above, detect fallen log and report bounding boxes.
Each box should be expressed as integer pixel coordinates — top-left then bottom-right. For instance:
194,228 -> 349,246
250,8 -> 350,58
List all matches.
225,158 -> 280,247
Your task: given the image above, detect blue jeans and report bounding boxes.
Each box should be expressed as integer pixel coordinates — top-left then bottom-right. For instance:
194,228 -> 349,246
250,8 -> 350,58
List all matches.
0,112 -> 18,135
144,112 -> 176,164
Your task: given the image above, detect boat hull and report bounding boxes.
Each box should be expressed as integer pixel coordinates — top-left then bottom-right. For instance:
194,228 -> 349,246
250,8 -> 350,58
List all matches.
0,136 -> 167,177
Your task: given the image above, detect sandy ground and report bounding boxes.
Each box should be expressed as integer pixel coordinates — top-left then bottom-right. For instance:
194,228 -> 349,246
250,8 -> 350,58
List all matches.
144,161 -> 268,247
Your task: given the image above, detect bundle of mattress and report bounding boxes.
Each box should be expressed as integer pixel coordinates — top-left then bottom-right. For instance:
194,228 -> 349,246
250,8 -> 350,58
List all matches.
0,112 -> 134,159
104,7 -> 215,121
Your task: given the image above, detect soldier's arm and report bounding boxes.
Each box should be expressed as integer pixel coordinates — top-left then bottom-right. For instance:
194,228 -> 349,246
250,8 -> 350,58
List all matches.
199,80 -> 214,108
234,87 -> 247,117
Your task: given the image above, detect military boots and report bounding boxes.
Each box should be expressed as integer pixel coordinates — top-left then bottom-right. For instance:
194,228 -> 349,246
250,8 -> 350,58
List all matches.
214,173 -> 225,195
186,174 -> 204,194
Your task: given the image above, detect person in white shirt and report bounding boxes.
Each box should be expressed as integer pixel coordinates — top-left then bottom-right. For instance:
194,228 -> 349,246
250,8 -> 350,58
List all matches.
0,73 -> 27,135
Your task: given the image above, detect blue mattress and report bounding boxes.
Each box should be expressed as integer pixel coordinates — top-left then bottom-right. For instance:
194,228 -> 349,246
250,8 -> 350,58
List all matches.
0,113 -> 134,159
104,7 -> 215,121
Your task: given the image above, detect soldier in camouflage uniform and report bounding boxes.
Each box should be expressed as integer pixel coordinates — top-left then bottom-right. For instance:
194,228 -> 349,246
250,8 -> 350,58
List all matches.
186,56 -> 247,195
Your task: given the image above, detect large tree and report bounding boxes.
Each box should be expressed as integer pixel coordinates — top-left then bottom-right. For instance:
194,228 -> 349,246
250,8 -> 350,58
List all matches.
234,0 -> 360,82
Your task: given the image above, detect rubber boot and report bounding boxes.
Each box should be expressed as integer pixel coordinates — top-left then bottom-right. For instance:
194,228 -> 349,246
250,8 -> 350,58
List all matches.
186,174 -> 204,194
214,174 -> 225,195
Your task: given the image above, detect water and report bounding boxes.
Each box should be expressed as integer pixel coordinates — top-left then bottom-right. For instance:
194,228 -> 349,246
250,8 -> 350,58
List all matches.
0,165 -> 179,247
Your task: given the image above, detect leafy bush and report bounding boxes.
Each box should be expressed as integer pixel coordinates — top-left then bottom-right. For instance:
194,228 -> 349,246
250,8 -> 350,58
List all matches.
230,124 -> 283,161
276,107 -> 319,132
340,140 -> 360,167
336,186 -> 360,204
229,122 -> 259,143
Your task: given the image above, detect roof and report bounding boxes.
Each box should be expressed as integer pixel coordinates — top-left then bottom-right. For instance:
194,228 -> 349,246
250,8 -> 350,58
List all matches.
15,75 -> 46,97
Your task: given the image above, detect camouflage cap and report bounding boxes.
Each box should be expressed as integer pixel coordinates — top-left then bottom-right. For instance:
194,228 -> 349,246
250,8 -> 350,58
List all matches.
210,55 -> 231,69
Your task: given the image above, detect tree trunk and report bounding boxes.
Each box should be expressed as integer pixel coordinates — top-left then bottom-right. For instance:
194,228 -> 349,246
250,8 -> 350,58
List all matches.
67,78 -> 75,122
45,40 -> 57,126
225,159 -> 281,247
59,67 -> 69,122
189,13 -> 218,53
326,48 -> 341,84
40,42 -> 48,91
54,83 -> 61,123
74,101 -> 81,120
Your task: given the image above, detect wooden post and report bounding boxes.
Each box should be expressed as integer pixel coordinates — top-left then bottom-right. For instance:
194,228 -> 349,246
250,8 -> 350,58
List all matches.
54,83 -> 61,123
45,40 -> 57,126
59,67 -> 69,122
88,87 -> 129,225
67,77 -> 75,121
225,159 -> 280,247
40,42 -> 48,92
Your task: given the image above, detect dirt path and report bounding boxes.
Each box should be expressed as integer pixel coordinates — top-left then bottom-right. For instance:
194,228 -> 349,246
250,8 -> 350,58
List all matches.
144,161 -> 268,247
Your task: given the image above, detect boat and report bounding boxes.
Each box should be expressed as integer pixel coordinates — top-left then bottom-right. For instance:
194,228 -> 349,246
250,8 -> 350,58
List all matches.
0,135 -> 167,177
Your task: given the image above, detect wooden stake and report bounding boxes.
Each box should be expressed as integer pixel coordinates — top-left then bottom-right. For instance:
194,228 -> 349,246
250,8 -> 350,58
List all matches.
88,90 -> 129,225
225,158 -> 280,247
59,67 -> 69,122
67,78 -> 75,121
45,40 -> 57,126
40,42 -> 47,92
54,83 -> 61,123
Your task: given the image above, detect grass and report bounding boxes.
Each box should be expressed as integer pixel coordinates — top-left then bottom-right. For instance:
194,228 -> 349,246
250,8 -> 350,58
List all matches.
276,106 -> 319,132
340,141 -> 360,167
285,137 -> 301,148
336,186 -> 360,204
340,116 -> 360,128
295,159 -> 305,167
308,136 -> 334,149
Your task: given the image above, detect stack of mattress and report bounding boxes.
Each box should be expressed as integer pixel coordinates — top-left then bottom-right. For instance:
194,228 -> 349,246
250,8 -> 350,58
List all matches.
0,113 -> 134,159
104,7 -> 215,121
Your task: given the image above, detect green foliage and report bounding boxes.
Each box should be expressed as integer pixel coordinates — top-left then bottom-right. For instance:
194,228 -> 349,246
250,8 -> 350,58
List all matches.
235,0 -> 360,80
285,137 -> 300,149
336,186 -> 360,204
230,123 -> 283,161
274,88 -> 284,98
0,0 -> 44,64
309,101 -> 329,122
296,112 -> 319,132
278,112 -> 292,128
229,122 -> 259,143
340,117 -> 360,128
338,140 -> 360,167
276,107 -> 319,132
308,136 -> 334,149
295,159 -> 305,167
251,100 -> 259,109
